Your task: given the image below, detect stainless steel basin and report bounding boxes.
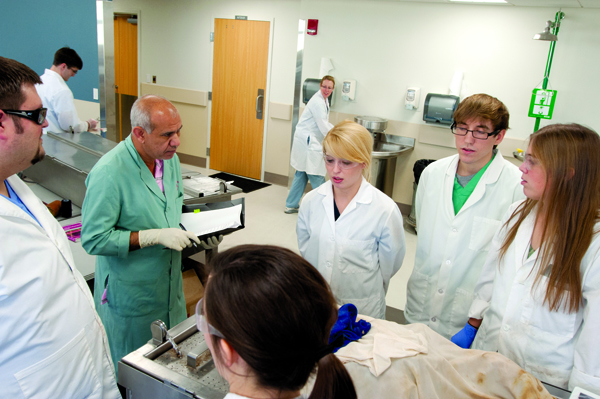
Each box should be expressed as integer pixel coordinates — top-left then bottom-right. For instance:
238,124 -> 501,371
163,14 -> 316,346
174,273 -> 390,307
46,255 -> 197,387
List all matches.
370,134 -> 415,197
372,134 -> 415,159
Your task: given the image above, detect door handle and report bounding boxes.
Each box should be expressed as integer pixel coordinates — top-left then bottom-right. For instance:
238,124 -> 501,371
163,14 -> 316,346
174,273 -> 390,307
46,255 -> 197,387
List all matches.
256,89 -> 264,120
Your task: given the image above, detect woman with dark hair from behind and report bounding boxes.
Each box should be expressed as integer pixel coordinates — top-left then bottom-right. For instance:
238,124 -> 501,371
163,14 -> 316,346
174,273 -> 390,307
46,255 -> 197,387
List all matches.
452,123 -> 600,394
196,244 -> 357,399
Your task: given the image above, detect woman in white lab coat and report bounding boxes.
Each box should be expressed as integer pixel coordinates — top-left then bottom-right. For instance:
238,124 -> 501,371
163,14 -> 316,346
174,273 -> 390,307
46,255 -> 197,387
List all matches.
297,120 -> 406,319
197,245 -> 357,399
285,75 -> 335,213
452,124 -> 600,394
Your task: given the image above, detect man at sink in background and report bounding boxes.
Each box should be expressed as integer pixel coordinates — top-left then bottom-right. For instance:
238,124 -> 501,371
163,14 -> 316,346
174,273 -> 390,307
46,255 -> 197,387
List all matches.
35,47 -> 98,134
404,93 -> 524,342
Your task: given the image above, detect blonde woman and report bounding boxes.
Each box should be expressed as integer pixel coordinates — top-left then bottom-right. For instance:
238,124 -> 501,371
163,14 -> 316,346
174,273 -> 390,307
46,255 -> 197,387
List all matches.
297,120 -> 406,319
453,124 -> 600,394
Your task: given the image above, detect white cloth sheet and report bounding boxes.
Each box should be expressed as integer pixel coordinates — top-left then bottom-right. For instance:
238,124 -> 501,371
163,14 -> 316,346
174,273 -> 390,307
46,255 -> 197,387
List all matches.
336,315 -> 427,377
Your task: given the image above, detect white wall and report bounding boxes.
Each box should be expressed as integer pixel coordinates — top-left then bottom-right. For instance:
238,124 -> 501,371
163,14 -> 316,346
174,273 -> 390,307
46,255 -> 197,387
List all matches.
113,0 -> 300,104
112,0 -> 600,200
299,2 -> 600,139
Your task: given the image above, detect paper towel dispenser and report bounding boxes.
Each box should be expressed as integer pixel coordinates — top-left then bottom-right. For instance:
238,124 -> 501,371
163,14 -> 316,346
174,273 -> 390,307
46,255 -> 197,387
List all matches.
302,78 -> 332,106
423,93 -> 460,125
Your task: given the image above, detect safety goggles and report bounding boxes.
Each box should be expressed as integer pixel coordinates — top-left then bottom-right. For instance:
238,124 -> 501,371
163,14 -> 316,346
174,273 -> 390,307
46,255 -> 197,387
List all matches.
522,153 -> 541,172
195,298 -> 224,338
323,154 -> 360,170
2,107 -> 48,125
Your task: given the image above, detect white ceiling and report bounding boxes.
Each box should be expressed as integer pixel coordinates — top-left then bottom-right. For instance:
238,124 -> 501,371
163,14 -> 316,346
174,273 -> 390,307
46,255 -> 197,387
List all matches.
358,0 -> 600,8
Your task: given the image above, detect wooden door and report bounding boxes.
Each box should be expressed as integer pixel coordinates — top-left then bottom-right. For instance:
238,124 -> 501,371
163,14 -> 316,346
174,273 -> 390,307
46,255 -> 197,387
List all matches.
210,19 -> 270,180
114,15 -> 138,141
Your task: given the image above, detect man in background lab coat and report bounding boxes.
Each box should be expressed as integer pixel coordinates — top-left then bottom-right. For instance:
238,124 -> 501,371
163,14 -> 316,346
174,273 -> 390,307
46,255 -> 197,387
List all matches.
36,47 -> 98,134
404,93 -> 524,340
82,95 -> 220,373
0,57 -> 120,398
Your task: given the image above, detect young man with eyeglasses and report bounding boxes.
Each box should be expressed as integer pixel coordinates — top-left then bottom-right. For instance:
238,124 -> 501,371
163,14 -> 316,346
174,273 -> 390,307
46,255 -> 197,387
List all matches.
36,47 -> 98,134
0,57 -> 120,398
404,93 -> 524,342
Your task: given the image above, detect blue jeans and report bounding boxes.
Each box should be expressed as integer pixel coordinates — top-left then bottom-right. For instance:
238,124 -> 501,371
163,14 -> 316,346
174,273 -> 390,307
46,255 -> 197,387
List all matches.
285,170 -> 326,208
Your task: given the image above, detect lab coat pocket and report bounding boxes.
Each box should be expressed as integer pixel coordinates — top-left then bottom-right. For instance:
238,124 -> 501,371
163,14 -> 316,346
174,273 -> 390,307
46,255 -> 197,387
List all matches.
15,328 -> 101,399
469,217 -> 501,252
339,238 -> 375,273
111,275 -> 167,318
529,275 -> 577,337
405,271 -> 430,315
308,134 -> 322,152
449,288 -> 474,332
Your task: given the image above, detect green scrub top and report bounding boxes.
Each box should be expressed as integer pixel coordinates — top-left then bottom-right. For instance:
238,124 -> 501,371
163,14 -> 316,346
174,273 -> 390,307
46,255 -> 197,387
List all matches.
81,135 -> 186,373
452,152 -> 497,215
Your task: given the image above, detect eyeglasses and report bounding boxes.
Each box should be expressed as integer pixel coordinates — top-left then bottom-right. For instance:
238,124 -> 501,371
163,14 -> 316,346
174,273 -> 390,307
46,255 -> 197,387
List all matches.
451,123 -> 501,140
195,298 -> 224,338
323,154 -> 360,170
2,108 -> 47,125
69,67 -> 79,75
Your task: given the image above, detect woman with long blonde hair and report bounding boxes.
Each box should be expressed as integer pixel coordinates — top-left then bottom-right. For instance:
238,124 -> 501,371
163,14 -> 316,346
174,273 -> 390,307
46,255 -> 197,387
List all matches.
453,123 -> 600,393
296,120 -> 406,319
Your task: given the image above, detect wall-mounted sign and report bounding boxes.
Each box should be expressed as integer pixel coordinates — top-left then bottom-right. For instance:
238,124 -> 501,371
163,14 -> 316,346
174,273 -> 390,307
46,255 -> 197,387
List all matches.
235,15 -> 247,20
528,89 -> 557,120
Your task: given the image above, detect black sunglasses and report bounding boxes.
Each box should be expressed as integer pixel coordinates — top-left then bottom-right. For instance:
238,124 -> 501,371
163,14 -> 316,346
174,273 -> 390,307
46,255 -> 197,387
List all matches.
2,108 -> 48,125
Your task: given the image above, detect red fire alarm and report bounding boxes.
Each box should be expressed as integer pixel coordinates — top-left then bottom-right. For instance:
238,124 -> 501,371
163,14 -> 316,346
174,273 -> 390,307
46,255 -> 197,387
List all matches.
307,19 -> 318,36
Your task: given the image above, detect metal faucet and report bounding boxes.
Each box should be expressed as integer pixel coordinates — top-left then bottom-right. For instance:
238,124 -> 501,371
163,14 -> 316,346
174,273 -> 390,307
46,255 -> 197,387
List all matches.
150,320 -> 182,357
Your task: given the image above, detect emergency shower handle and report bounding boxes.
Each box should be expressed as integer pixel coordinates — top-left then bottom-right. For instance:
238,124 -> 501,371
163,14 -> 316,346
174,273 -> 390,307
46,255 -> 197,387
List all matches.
256,89 -> 264,120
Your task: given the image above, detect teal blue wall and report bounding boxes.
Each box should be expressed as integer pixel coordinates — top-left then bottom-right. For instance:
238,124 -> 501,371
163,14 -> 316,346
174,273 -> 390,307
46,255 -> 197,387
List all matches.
0,0 -> 100,102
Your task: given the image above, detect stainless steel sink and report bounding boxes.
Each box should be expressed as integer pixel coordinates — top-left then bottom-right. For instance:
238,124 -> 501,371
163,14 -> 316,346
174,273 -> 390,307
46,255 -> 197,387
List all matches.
373,133 -> 415,159
370,134 -> 415,197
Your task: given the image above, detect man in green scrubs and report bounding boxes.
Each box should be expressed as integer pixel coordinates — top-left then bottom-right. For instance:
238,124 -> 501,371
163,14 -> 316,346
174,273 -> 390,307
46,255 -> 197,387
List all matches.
405,94 -> 525,340
82,95 -> 214,372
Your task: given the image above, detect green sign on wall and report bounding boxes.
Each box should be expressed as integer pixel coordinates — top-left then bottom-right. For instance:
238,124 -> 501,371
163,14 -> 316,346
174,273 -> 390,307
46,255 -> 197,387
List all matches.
528,89 -> 557,120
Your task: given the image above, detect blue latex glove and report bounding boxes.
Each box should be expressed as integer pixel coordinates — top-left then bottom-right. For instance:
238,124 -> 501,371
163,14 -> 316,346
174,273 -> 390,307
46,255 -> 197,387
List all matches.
451,322 -> 478,348
329,304 -> 371,353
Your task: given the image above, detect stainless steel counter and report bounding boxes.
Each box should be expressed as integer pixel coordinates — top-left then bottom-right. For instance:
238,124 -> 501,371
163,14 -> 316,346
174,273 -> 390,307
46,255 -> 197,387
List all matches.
22,132 -> 243,282
119,316 -> 228,399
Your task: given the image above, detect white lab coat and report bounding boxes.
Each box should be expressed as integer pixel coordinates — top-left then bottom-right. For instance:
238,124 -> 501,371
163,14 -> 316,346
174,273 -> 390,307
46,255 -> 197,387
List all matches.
297,178 -> 406,319
289,90 -> 334,176
405,152 -> 524,339
469,201 -> 600,394
36,69 -> 88,134
0,175 -> 120,399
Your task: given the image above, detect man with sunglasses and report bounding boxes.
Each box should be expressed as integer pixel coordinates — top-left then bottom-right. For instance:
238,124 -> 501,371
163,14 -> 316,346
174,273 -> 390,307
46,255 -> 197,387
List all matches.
404,94 -> 524,344
0,57 -> 120,397
36,47 -> 98,134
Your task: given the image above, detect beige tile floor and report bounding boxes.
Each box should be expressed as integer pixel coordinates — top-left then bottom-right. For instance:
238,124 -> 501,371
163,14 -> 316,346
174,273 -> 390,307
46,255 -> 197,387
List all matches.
183,163 -> 417,312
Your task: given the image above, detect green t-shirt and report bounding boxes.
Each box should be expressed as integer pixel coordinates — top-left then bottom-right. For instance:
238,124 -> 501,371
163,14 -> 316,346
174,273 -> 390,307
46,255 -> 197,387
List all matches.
452,151 -> 497,215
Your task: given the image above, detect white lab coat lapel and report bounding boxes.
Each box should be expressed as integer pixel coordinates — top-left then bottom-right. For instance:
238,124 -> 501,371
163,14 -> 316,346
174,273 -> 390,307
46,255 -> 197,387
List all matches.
444,156 -> 459,218
513,208 -> 539,281
5,175 -> 77,270
460,151 -> 506,215
318,182 -> 336,234
339,178 -> 372,220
